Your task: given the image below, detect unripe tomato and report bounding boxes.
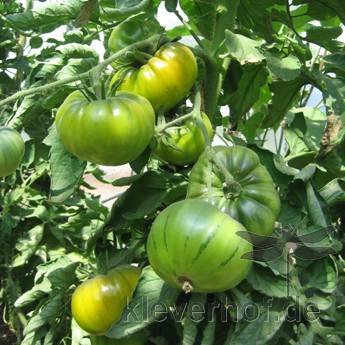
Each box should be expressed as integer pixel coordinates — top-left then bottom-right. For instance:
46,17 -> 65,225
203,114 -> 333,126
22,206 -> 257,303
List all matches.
187,145 -> 281,237
147,199 -> 253,293
151,112 -> 213,166
71,265 -> 141,336
90,331 -> 147,345
108,16 -> 164,69
55,90 -> 155,166
0,126 -> 25,177
111,42 -> 198,112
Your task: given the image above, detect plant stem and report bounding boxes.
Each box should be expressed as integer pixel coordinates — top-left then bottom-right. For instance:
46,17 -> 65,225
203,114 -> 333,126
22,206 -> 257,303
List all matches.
173,10 -> 210,54
0,34 -> 164,109
211,0 -> 240,54
100,0 -> 151,21
202,0 -> 240,122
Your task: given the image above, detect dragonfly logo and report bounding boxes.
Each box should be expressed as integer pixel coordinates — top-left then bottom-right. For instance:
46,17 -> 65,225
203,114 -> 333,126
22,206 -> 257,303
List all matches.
237,225 -> 337,297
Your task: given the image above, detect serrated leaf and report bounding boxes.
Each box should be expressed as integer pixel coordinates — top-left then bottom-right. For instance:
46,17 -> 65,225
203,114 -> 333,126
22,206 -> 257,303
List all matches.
237,0 -> 277,42
229,64 -> 269,124
246,263 -> 292,298
306,26 -> 344,53
107,170 -> 188,230
43,124 -> 86,203
266,51 -> 302,81
225,31 -> 265,64
262,76 -> 308,128
303,256 -> 338,293
306,181 -> 332,227
6,2 -> 82,30
23,291 -> 64,336
228,298 -> 286,345
179,0 -> 216,40
14,224 -> 44,265
324,53 -> 345,78
182,294 -> 207,345
107,266 -> 181,338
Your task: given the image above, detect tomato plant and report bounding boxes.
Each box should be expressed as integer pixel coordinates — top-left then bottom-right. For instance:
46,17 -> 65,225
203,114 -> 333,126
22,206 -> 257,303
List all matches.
147,199 -> 253,293
71,265 -> 141,336
108,16 -> 164,68
1,0 -> 345,344
187,146 -> 281,237
55,90 -> 155,166
110,42 -> 198,112
151,112 -> 213,166
0,126 -> 25,177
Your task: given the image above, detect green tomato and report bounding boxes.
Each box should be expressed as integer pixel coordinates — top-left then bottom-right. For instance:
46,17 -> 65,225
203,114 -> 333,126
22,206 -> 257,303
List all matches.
55,90 -> 155,166
108,16 -> 164,69
187,146 -> 281,237
71,265 -> 141,336
89,331 -> 147,345
151,112 -> 213,166
0,126 -> 25,178
147,199 -> 253,293
111,42 -> 198,112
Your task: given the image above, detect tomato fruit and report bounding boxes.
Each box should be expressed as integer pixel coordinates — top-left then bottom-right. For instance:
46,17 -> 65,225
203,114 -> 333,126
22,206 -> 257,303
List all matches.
108,16 -> 164,68
111,42 -> 198,112
55,90 -> 155,166
90,331 -> 147,345
71,265 -> 141,336
0,126 -> 25,178
147,199 -> 253,293
187,145 -> 281,237
151,112 -> 213,166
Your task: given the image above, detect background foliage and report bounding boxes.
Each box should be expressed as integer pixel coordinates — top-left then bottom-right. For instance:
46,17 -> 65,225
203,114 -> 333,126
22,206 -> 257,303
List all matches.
0,0 -> 345,344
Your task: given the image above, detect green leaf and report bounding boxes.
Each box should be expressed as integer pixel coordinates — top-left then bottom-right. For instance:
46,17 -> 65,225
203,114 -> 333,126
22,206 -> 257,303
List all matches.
246,263 -> 292,298
9,86 -> 46,130
303,256 -> 338,293
247,144 -> 294,190
305,180 -> 332,227
324,53 -> 345,78
14,224 -> 44,265
265,50 -> 302,81
200,318 -> 216,345
319,178 -> 345,214
43,124 -> 86,203
228,298 -> 286,345
307,0 -> 345,25
56,43 -> 99,60
182,294 -> 207,345
229,64 -> 269,124
262,76 -> 308,128
225,31 -> 265,64
237,0 -> 277,42
277,201 -> 303,228
6,2 -> 82,30
107,266 -> 181,338
179,0 -> 216,40
107,170 -> 188,230
23,291 -> 64,336
306,26 -> 344,52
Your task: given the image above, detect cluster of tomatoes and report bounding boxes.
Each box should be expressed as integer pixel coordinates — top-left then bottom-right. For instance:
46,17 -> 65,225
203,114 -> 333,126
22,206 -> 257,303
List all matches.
70,20 -> 281,344
0,17 -> 281,345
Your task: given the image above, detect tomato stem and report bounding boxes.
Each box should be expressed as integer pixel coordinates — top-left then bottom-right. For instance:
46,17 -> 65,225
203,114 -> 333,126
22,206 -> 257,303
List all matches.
182,281 -> 194,294
206,146 -> 242,198
0,34 -> 166,109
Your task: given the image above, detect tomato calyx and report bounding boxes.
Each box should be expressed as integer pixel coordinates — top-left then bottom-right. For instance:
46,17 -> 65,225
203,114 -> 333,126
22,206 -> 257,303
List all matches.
222,181 -> 242,199
178,276 -> 194,294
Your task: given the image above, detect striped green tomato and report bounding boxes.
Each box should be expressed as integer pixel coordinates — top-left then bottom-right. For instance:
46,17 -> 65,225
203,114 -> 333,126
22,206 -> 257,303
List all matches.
147,199 -> 253,293
187,145 -> 281,237
0,126 -> 25,178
